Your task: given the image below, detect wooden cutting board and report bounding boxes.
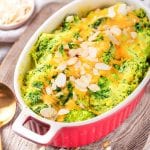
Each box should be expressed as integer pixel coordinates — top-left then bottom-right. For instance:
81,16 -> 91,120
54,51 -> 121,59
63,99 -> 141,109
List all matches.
0,2 -> 150,150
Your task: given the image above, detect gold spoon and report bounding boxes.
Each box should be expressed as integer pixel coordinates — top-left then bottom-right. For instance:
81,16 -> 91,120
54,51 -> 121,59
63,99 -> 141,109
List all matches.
0,83 -> 16,150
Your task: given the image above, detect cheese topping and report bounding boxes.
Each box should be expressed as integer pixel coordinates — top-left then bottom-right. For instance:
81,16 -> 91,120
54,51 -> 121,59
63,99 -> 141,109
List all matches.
21,3 -> 150,123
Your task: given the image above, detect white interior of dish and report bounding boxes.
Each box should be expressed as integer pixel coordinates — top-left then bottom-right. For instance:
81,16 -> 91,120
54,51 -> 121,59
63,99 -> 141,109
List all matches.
14,0 -> 150,126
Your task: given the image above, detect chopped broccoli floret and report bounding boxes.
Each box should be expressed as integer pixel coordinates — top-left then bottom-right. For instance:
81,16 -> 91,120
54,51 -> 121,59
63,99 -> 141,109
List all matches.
67,82 -> 73,92
90,77 -> 111,100
134,9 -> 146,18
62,15 -> 80,31
58,82 -> 73,105
93,34 -> 104,42
58,44 -> 64,54
68,42 -> 79,49
91,17 -> 107,29
98,77 -> 110,88
73,32 -> 80,39
33,64 -> 51,74
32,81 -> 43,89
135,22 -> 144,32
38,37 -> 49,52
102,42 -> 115,64
25,90 -> 42,105
64,109 -> 96,122
32,33 -> 58,63
73,15 -> 80,22
134,9 -> 150,33
76,97 -> 90,108
113,64 -> 120,70
135,21 -> 150,32
62,21 -> 71,31
24,64 -> 51,89
32,103 -> 49,114
119,61 -> 128,72
55,87 -> 61,92
91,89 -> 110,99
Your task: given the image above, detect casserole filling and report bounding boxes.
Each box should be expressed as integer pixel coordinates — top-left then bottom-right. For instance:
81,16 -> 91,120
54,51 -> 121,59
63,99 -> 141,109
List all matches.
21,3 -> 150,122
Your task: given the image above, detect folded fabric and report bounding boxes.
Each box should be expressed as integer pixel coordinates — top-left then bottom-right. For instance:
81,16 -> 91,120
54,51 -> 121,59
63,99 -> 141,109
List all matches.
143,0 -> 150,6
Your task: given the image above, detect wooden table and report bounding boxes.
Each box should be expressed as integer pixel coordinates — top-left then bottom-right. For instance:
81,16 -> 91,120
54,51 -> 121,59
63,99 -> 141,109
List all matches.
0,2 -> 150,150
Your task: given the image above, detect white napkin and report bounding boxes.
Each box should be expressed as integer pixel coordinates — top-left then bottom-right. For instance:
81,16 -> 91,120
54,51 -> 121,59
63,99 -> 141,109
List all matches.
143,0 -> 150,7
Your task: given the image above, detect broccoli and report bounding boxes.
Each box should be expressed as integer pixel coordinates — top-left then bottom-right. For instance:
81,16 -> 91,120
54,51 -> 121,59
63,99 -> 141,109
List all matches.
35,64 -> 51,73
67,82 -> 73,92
90,89 -> 110,100
73,15 -> 80,22
113,61 -> 138,73
119,61 -> 128,72
37,34 -> 56,52
135,22 -> 144,32
91,17 -> 107,29
62,21 -> 71,31
62,15 -> 80,31
73,32 -> 80,39
102,42 -> 115,64
58,94 -> 71,105
64,109 -> 96,122
90,77 -> 111,100
38,37 -> 49,52
68,42 -> 79,49
113,64 -> 120,70
58,44 -> 64,54
32,81 -> 43,89
32,37 -> 50,62
76,97 -> 90,108
55,87 -> 61,92
93,34 -> 104,42
134,9 -> 146,19
58,82 -> 73,105
135,21 -> 150,32
98,77 -> 110,88
31,103 -> 49,114
32,33 -> 58,62
134,9 -> 150,33
25,90 -> 42,105
24,64 -> 51,88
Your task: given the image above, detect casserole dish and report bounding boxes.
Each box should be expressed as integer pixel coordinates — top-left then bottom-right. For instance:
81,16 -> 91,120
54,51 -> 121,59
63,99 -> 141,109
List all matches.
12,0 -> 150,148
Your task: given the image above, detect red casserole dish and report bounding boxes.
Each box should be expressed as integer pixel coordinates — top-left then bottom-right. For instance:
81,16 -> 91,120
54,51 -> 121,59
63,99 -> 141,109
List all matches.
12,0 -> 150,148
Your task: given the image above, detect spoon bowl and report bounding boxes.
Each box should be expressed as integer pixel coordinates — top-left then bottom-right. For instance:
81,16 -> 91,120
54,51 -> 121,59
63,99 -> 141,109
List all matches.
0,83 -> 16,149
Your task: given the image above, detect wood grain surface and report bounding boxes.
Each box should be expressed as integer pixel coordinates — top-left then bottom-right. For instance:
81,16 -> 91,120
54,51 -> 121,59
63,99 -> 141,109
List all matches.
0,2 -> 150,150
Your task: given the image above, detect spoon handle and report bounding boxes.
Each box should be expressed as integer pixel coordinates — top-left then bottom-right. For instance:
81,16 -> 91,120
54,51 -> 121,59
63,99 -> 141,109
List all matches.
0,131 -> 2,150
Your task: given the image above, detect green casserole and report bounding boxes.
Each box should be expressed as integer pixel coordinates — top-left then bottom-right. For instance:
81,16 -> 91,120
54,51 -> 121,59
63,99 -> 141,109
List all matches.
21,3 -> 150,122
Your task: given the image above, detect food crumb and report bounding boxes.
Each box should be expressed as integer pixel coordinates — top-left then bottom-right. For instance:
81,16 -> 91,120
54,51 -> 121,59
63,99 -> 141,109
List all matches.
102,140 -> 111,150
105,146 -> 112,150
39,146 -> 46,150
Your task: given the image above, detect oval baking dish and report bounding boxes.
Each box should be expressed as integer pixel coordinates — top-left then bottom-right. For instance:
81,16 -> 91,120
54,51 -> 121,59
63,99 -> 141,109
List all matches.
12,0 -> 150,148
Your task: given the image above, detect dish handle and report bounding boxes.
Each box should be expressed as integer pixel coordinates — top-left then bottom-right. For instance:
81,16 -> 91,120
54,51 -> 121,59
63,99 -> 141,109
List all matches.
12,110 -> 61,145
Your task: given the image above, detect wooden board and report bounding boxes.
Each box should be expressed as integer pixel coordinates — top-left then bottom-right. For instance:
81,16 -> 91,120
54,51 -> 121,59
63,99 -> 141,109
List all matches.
0,2 -> 150,150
